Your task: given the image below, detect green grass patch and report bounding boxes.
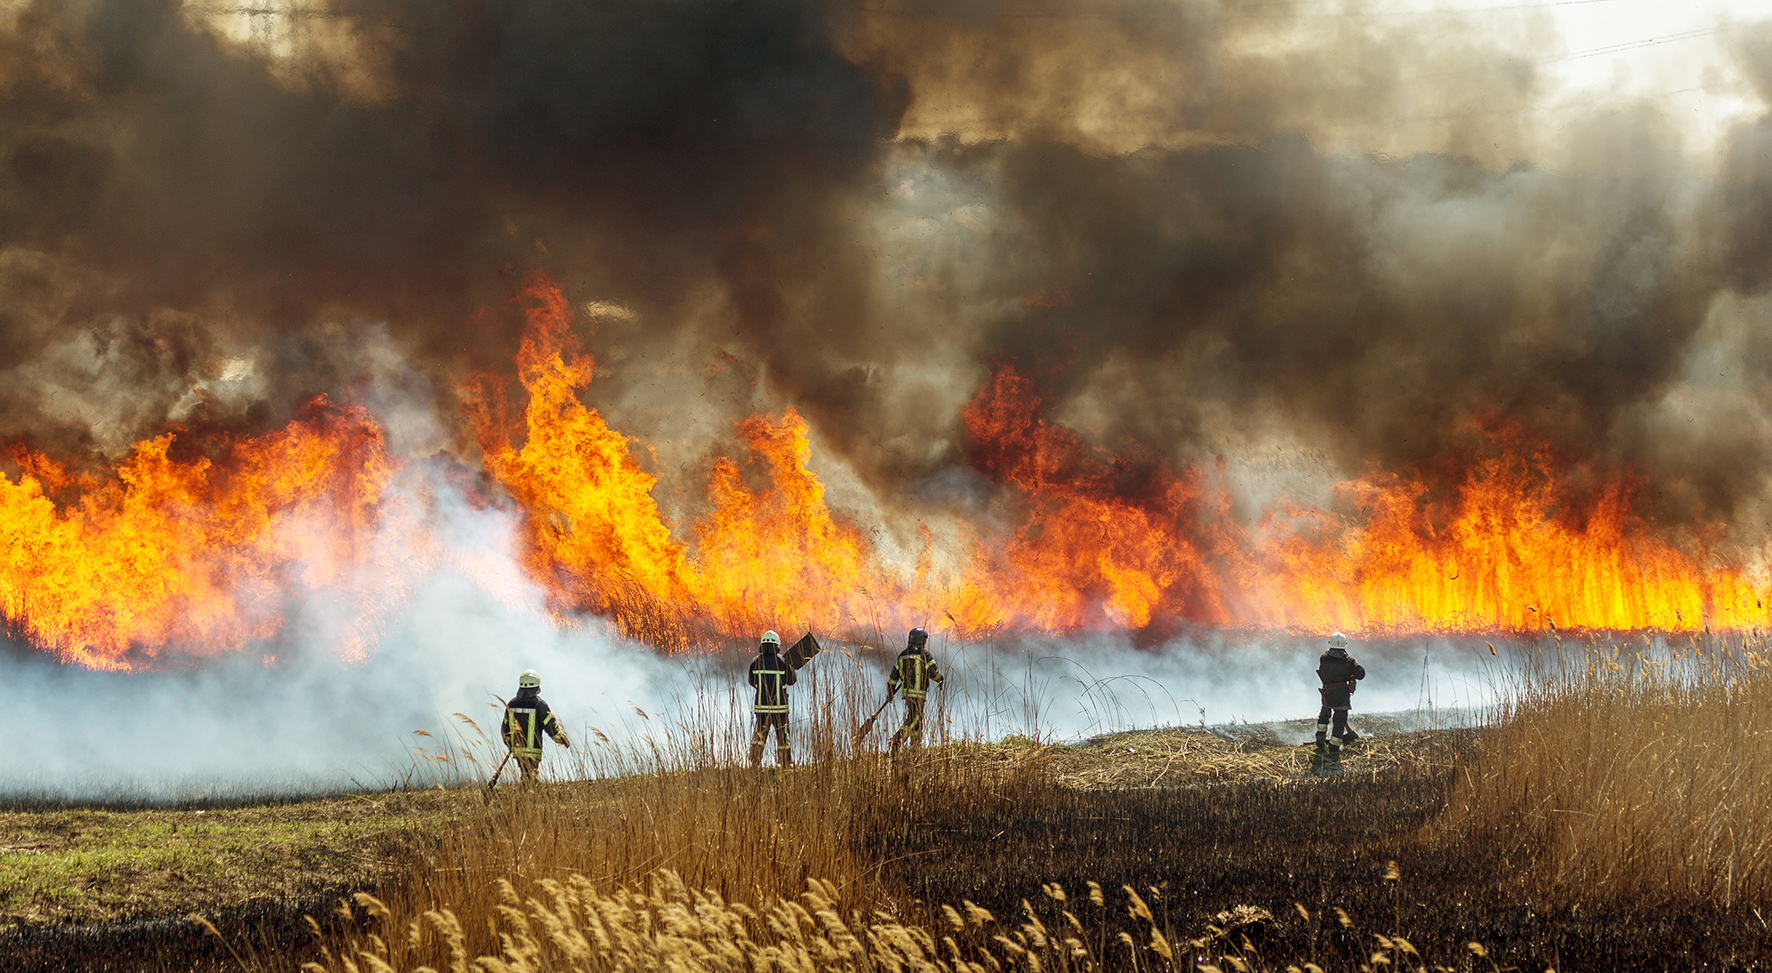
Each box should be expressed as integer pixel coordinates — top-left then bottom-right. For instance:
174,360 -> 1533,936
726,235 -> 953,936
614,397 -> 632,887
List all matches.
0,789 -> 474,931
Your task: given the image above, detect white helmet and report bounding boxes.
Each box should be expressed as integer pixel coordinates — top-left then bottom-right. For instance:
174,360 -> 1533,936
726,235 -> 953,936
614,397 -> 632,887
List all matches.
1327,632 -> 1348,650
518,669 -> 541,689
760,631 -> 780,651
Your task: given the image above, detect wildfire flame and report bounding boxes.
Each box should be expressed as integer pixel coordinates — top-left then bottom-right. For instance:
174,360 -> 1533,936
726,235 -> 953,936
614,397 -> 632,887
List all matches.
0,399 -> 401,669
2,274 -> 1762,667
953,365 -> 1764,635
463,274 -> 913,645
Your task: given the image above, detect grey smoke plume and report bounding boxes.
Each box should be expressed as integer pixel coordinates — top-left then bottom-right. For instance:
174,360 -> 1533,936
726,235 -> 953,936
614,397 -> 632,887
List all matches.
0,1 -> 1768,705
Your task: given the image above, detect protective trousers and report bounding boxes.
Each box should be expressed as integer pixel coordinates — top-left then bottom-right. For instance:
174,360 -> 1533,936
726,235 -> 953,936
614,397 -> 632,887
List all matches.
890,698 -> 927,756
750,712 -> 792,767
516,755 -> 542,783
1315,704 -> 1350,755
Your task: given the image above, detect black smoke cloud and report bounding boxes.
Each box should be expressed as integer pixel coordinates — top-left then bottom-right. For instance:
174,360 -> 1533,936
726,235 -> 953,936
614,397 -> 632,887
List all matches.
0,0 -> 1769,531
0,0 -> 906,454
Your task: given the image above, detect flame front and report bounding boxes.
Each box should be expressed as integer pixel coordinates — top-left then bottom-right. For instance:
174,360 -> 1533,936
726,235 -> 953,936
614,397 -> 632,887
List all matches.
467,278 -> 1765,644
0,400 -> 400,669
3,276 -> 1763,667
464,274 -> 914,644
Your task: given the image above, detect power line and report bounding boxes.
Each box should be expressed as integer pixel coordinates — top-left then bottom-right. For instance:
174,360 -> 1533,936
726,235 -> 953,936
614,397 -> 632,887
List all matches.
1549,27 -> 1715,61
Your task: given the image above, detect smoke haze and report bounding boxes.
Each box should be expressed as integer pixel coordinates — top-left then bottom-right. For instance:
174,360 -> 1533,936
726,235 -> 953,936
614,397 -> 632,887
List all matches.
0,0 -> 1769,793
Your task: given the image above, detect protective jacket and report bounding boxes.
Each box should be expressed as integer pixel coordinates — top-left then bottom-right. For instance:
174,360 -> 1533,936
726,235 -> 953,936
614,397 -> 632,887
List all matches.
504,687 -> 569,759
888,648 -> 944,700
748,653 -> 796,714
1317,649 -> 1366,708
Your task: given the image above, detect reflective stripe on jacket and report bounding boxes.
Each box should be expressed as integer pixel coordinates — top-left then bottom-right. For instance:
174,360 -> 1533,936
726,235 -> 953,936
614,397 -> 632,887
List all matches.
888,651 -> 944,700
504,690 -> 566,759
748,654 -> 795,713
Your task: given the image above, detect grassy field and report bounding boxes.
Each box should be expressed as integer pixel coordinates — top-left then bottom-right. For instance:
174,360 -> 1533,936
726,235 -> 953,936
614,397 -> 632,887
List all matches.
0,791 -> 470,933
7,639 -> 1772,972
0,718 -> 1431,971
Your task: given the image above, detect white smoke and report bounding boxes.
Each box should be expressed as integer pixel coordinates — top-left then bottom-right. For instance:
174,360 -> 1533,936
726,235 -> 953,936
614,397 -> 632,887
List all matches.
0,348 -> 1508,803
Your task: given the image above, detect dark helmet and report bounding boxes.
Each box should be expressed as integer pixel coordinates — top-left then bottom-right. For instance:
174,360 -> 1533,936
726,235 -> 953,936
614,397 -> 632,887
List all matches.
907,627 -> 928,649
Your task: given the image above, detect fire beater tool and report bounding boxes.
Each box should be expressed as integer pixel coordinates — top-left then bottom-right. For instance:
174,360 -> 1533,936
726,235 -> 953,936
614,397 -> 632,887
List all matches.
785,632 -> 821,670
854,696 -> 893,744
484,750 -> 513,793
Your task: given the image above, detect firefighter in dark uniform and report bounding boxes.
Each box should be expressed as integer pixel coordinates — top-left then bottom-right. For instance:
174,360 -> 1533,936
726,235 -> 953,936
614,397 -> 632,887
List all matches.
1314,632 -> 1365,771
888,627 -> 945,757
503,668 -> 570,783
748,630 -> 796,767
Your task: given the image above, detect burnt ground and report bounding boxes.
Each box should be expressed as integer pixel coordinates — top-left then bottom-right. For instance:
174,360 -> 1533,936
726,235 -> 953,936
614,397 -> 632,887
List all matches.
872,735 -> 1772,972
6,725 -> 1771,971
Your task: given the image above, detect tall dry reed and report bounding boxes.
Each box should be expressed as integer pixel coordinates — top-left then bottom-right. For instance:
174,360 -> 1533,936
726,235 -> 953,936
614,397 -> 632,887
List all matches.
309,871 -> 1216,973
364,639 -> 1031,969
1435,637 -> 1772,910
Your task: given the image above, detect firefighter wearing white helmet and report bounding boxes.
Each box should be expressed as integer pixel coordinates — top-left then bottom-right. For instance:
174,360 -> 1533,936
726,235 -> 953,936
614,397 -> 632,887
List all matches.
747,631 -> 796,767
503,668 -> 570,783
1313,633 -> 1365,772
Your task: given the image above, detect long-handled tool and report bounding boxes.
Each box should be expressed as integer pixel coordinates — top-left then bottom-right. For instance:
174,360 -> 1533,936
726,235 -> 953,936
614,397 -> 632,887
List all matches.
853,695 -> 893,745
484,750 -> 513,793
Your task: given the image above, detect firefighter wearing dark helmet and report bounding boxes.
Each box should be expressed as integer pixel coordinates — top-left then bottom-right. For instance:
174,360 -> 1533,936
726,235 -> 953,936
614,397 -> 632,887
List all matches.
504,669 -> 570,783
888,627 -> 944,757
748,631 -> 796,767
1314,633 -> 1365,771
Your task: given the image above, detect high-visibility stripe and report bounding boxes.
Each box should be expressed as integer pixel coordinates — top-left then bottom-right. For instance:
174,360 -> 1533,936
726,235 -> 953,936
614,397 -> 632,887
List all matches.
754,668 -> 788,712
509,706 -> 539,750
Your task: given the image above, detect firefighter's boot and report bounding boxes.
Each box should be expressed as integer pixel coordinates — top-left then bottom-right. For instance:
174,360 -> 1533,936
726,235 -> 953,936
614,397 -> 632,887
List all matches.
1323,744 -> 1343,773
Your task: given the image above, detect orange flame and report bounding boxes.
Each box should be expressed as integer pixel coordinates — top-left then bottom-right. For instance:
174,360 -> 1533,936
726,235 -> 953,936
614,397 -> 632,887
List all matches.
0,399 -> 399,668
947,365 -> 1229,632
464,273 -> 911,643
6,275 -> 1763,667
954,365 -> 1766,636
1245,446 -> 1765,634
472,280 -> 1765,643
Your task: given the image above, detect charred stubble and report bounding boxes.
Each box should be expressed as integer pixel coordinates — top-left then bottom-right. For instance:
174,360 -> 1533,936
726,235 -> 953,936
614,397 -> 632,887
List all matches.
865,766 -> 1772,972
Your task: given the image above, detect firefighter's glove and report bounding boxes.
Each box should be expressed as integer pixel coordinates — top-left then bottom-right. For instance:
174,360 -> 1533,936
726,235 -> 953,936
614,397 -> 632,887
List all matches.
554,732 -> 571,748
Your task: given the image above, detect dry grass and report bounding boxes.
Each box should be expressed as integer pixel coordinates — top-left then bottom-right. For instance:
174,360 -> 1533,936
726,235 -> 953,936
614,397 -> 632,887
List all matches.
1031,720 -> 1453,788
310,869 -> 1357,973
1433,638 -> 1772,912
347,644 -> 1039,970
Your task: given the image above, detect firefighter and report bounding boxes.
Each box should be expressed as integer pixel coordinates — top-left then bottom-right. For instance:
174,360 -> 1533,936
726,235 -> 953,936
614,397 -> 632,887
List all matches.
503,668 -> 570,783
748,631 -> 796,767
1313,632 -> 1366,771
887,627 -> 945,757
